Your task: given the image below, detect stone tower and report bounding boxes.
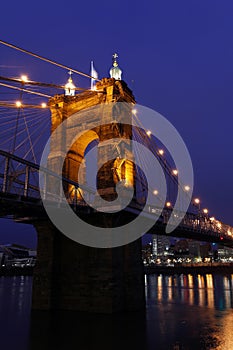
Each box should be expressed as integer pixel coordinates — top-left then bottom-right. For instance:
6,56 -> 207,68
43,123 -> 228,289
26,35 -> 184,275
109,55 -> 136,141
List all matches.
32,76 -> 145,313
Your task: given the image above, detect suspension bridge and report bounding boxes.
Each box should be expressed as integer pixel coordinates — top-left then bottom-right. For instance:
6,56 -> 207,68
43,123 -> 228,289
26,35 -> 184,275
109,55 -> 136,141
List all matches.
0,40 -> 232,247
0,39 -> 232,312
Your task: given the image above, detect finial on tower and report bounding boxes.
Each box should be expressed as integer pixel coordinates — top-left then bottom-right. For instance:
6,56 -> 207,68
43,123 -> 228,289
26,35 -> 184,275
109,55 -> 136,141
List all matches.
65,70 -> 76,96
110,53 -> 122,80
113,53 -> 119,66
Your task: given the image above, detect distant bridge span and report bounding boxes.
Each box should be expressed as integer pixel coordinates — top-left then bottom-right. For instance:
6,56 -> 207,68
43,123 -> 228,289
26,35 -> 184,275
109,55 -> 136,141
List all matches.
0,150 -> 233,248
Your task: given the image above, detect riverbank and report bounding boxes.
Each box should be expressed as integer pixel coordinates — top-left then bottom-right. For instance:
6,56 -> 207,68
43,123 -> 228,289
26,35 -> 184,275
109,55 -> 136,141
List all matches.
1,263 -> 233,277
0,266 -> 33,276
144,263 -> 233,275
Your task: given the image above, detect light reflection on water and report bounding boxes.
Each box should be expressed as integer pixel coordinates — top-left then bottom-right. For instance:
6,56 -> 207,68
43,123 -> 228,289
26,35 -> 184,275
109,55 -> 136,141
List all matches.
0,276 -> 32,350
146,273 -> 233,349
0,273 -> 232,350
146,273 -> 233,310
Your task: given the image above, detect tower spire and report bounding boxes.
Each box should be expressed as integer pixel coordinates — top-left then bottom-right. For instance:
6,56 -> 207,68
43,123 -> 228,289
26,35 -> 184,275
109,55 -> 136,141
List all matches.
64,70 -> 76,96
113,53 -> 119,66
109,53 -> 122,80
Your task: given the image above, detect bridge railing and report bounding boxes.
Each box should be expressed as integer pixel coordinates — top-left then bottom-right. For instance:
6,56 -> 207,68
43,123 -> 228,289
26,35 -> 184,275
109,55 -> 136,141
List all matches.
146,204 -> 233,241
0,149 -> 95,207
0,149 -> 232,243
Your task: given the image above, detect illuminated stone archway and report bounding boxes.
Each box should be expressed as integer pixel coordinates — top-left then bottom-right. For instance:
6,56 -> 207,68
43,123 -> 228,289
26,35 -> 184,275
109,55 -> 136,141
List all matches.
48,78 -> 136,202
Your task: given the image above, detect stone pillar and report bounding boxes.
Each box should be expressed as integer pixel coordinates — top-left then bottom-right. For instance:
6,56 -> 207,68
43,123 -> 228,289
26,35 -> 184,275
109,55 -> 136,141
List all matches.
32,78 -> 145,313
32,220 -> 145,313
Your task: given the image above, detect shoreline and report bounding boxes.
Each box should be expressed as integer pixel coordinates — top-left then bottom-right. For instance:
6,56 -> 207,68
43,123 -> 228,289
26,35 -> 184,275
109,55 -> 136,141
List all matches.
144,263 -> 233,275
0,266 -> 33,276
0,264 -> 233,276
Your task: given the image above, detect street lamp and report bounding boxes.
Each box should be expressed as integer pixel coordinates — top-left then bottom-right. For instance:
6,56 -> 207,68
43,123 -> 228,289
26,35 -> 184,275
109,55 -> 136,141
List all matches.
193,198 -> 201,215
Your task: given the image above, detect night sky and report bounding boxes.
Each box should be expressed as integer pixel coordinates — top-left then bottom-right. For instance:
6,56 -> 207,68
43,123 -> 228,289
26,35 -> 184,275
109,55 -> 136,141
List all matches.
0,0 -> 233,248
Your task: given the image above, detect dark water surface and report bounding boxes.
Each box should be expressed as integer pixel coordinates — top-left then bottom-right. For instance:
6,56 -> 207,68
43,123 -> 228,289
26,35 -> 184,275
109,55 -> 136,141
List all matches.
0,273 -> 232,349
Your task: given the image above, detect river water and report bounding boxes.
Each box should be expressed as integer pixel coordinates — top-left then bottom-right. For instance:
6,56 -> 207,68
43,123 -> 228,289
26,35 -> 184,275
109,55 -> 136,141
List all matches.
0,273 -> 232,349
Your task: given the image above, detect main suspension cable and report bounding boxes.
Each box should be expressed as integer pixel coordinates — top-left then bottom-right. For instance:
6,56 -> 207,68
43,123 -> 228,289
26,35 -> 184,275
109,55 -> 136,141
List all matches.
0,39 -> 100,81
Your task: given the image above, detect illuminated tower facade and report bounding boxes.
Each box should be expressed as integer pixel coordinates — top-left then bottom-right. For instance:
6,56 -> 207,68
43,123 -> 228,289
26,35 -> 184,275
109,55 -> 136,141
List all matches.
48,73 -> 135,202
32,58 -> 145,313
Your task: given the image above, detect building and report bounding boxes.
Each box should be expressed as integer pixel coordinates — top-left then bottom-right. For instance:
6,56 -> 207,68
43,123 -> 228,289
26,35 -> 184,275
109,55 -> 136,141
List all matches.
152,234 -> 170,257
188,240 -> 201,259
0,244 -> 36,268
217,247 -> 233,262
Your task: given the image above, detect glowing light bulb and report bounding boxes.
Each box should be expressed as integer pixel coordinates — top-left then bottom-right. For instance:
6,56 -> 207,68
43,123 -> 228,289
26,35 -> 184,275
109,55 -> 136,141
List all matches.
158,149 -> 164,155
132,108 -> 137,115
184,185 -> 190,191
217,222 -> 222,229
194,198 -> 200,205
146,130 -> 152,136
41,102 -> 47,108
203,208 -> 208,214
15,101 -> 22,107
172,169 -> 178,176
21,75 -> 28,82
166,201 -> 171,207
153,190 -> 158,195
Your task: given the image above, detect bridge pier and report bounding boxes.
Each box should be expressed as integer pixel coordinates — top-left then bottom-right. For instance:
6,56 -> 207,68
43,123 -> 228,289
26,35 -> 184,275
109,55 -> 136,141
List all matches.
32,220 -> 145,313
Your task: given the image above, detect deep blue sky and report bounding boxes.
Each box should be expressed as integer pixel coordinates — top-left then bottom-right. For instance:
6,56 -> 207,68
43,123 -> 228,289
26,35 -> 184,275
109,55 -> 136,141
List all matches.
0,0 -> 233,248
